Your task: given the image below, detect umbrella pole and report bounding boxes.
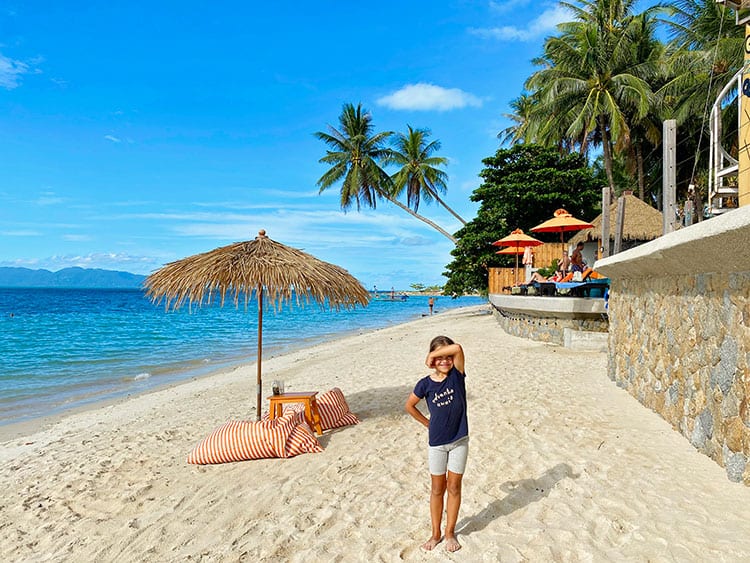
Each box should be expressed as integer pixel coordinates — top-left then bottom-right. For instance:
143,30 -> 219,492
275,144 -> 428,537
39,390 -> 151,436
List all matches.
256,286 -> 263,421
514,245 -> 519,285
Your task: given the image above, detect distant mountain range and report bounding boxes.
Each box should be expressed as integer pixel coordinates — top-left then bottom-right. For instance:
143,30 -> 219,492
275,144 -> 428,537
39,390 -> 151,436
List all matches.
0,267 -> 147,289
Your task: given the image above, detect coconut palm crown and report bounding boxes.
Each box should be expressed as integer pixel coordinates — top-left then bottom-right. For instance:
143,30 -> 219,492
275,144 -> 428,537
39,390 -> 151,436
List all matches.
387,125 -> 466,225
315,102 -> 394,211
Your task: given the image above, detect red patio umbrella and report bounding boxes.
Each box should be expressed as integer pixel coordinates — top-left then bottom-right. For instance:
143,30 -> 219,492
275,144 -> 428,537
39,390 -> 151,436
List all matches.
531,209 -> 594,243
492,228 -> 543,284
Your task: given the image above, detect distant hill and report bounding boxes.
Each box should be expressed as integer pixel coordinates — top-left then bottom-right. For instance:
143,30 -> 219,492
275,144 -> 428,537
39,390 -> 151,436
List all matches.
0,267 -> 147,289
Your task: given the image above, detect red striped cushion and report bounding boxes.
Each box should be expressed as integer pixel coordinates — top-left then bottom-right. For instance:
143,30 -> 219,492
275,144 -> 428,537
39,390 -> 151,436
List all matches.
285,411 -> 324,457
317,387 -> 360,430
187,410 -> 321,465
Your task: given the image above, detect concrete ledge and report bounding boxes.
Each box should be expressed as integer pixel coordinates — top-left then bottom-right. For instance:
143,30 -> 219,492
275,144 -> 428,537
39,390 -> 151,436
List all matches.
563,328 -> 608,351
595,205 -> 750,278
489,293 -> 607,319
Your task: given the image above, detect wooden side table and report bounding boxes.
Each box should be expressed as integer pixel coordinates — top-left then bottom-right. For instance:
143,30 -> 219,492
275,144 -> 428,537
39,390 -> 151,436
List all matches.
268,392 -> 323,435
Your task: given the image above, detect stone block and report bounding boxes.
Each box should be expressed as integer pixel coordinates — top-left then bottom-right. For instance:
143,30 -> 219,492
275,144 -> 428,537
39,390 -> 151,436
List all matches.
741,398 -> 750,427
724,416 -> 745,452
723,445 -> 747,483
562,328 -> 608,352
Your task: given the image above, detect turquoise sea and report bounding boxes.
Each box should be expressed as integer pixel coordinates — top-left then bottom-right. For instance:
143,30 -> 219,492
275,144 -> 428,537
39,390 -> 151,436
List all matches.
0,288 -> 485,426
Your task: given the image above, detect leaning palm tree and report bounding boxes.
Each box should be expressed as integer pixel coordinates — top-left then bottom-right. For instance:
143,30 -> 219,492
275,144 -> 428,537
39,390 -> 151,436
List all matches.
315,103 -> 457,242
388,125 -> 466,225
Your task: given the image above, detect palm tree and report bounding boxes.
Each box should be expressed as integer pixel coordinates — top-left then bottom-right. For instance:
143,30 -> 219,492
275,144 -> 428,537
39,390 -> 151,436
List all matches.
615,10 -> 666,199
315,103 -> 458,242
525,0 -> 657,190
388,125 -> 466,225
659,0 -> 743,192
498,93 -> 537,146
314,102 -> 393,211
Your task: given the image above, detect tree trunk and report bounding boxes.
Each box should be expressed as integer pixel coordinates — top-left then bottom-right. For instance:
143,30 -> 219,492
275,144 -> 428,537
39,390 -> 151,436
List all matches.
599,115 -> 616,191
384,196 -> 457,243
425,187 -> 467,225
636,144 -> 645,200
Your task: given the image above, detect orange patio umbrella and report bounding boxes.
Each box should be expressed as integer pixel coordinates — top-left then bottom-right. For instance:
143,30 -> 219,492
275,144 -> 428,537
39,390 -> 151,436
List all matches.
494,247 -> 525,255
531,208 -> 594,243
492,228 -> 543,284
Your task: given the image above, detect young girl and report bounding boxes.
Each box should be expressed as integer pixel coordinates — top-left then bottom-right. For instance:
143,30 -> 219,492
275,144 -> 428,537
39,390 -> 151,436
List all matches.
405,335 -> 468,553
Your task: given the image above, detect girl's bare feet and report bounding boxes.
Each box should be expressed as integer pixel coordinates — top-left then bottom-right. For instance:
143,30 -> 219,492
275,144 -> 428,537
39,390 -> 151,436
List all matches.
421,536 -> 442,551
444,535 -> 461,552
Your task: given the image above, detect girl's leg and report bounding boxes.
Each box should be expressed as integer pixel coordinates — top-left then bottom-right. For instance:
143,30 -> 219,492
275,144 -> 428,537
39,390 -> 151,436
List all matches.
422,473 -> 446,551
444,471 -> 463,551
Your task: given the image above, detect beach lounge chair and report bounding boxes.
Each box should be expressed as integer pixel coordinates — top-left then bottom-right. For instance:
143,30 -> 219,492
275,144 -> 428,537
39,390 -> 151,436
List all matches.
554,277 -> 610,297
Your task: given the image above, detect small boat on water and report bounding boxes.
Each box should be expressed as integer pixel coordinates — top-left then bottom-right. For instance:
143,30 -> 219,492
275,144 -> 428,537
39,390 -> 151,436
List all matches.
371,291 -> 409,301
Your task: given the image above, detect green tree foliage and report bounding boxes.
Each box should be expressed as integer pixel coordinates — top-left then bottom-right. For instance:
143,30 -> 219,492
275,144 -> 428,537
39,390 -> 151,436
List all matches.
501,0 -> 744,207
443,144 -> 602,296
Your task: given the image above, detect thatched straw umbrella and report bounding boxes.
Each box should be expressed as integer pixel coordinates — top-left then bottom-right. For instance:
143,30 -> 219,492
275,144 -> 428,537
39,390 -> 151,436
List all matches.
144,230 -> 370,420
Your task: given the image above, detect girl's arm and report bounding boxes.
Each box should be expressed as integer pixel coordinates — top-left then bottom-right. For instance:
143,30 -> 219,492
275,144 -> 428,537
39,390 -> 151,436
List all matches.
425,343 -> 465,375
405,393 -> 429,428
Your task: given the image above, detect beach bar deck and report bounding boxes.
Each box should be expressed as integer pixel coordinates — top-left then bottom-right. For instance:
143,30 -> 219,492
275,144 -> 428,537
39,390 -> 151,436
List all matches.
488,272 -> 608,348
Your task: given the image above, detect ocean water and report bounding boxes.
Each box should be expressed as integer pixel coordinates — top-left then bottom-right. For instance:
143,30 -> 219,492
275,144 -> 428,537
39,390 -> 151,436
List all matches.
0,288 -> 485,426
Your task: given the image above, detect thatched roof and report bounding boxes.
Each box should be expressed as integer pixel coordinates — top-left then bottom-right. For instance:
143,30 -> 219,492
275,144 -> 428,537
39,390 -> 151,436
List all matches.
144,230 -> 371,311
569,194 -> 663,245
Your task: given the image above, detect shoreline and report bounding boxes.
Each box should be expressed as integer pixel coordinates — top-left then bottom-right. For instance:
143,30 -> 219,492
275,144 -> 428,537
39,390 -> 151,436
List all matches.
3,303 -> 750,560
0,304 -> 487,443
1,292 -> 482,434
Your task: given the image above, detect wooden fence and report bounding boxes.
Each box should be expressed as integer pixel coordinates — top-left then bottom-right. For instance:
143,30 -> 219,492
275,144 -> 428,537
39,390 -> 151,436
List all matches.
489,242 -> 566,293
488,268 -> 517,294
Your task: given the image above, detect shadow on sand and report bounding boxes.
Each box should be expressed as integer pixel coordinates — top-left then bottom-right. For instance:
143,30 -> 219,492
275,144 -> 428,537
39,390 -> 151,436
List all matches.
457,463 -> 579,535
345,385 -> 414,421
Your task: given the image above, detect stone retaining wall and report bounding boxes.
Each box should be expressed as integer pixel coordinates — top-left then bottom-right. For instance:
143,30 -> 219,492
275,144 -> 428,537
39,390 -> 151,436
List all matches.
596,206 -> 750,484
492,308 -> 608,345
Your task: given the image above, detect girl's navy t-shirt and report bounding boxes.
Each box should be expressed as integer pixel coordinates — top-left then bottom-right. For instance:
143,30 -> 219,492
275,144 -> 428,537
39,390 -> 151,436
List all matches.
413,367 -> 468,447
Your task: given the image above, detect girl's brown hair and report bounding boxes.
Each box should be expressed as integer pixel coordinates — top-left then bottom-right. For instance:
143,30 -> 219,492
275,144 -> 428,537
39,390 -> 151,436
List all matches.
429,335 -> 455,352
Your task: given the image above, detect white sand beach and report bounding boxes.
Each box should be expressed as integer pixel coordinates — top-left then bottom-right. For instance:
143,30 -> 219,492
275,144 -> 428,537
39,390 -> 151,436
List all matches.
2,304 -> 750,561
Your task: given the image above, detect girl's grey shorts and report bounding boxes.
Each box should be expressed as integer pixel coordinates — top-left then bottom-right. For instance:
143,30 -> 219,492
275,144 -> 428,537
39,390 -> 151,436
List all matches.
428,436 -> 469,475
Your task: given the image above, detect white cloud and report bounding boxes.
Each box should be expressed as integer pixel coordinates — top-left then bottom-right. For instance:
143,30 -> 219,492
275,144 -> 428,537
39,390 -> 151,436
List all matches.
0,52 -> 31,89
104,135 -> 122,143
400,235 -> 433,246
1,229 -> 42,236
470,5 -> 570,42
489,0 -> 531,14
35,192 -> 65,206
376,83 -> 482,112
62,234 -> 93,242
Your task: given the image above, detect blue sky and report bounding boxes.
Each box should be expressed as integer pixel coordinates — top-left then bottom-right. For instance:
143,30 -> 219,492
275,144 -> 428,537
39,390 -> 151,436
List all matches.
1,1 -> 578,290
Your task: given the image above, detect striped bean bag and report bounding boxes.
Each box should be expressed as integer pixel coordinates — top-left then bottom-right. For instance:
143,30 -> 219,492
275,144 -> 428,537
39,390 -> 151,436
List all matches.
316,387 -> 360,430
187,410 -> 322,465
